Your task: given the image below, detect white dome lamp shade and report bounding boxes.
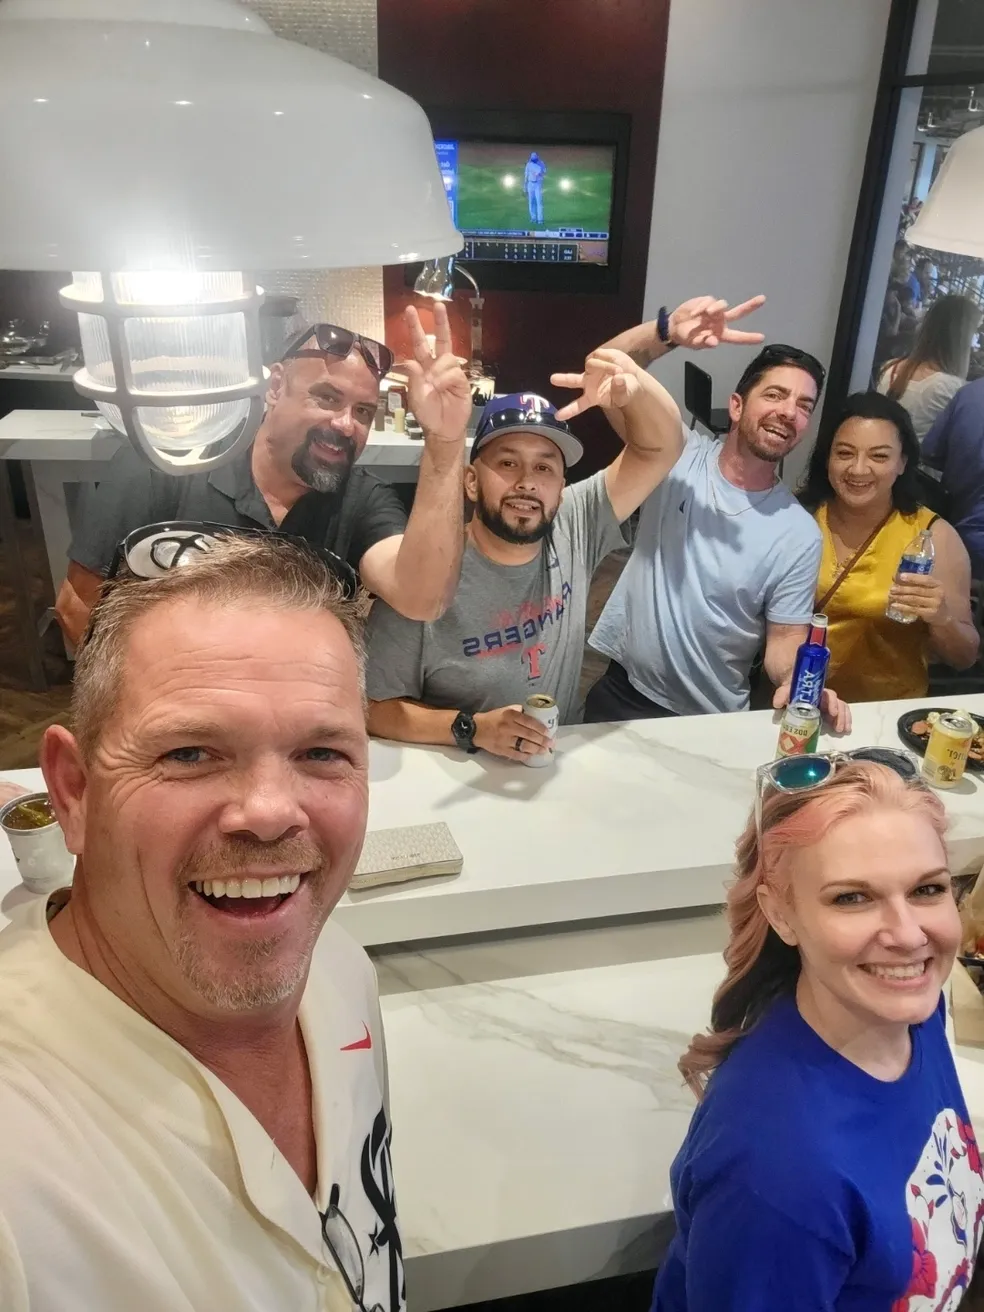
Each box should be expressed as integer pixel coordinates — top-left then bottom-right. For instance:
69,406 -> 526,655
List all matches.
907,125 -> 984,261
0,0 -> 461,473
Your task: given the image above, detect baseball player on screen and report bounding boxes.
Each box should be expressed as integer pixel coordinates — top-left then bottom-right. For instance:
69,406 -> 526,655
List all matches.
524,151 -> 547,225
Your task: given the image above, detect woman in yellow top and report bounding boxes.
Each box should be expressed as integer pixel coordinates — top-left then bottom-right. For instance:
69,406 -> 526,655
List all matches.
798,391 -> 978,703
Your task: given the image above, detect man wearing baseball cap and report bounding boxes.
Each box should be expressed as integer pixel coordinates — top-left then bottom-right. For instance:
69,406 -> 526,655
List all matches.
364,354 -> 683,761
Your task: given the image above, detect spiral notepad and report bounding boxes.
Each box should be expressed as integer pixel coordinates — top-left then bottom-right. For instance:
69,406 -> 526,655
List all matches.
350,823 -> 463,891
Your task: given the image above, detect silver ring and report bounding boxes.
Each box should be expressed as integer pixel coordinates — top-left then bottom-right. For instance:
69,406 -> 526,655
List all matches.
515,736 -> 524,752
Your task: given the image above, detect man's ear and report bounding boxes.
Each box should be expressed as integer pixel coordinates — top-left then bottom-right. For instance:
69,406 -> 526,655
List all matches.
40,725 -> 87,856
266,361 -> 288,408
728,392 -> 743,426
756,882 -> 799,948
463,463 -> 479,506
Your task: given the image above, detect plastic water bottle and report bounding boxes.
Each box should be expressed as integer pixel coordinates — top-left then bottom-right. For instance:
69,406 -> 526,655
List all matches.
886,528 -> 934,625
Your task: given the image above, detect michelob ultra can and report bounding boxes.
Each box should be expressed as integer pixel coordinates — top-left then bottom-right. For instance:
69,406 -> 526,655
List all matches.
524,693 -> 559,768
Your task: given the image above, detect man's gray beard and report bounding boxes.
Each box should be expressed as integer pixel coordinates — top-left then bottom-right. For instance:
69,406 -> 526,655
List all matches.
291,429 -> 356,495
172,920 -> 318,1011
172,833 -> 326,1011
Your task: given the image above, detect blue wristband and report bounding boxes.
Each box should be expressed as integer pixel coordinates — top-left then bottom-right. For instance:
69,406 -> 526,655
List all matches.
657,305 -> 677,350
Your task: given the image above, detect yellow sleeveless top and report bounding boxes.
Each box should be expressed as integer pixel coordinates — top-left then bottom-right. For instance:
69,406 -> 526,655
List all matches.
814,503 -> 937,703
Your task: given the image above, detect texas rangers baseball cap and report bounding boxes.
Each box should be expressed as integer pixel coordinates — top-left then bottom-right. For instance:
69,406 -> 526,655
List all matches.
470,392 -> 584,468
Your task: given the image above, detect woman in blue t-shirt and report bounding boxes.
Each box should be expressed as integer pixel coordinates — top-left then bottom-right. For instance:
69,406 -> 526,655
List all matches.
653,757 -> 984,1312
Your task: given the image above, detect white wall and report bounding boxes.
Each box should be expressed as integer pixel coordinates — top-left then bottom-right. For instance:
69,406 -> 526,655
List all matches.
643,0 -> 893,485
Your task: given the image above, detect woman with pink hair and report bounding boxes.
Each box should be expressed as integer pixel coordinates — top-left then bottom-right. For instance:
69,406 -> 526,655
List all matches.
652,757 -> 984,1311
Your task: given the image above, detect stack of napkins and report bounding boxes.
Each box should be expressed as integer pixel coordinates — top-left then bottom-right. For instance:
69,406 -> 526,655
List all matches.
350,823 -> 463,891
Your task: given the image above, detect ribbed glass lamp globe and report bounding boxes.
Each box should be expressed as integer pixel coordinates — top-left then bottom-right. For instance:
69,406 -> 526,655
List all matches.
64,271 -> 257,457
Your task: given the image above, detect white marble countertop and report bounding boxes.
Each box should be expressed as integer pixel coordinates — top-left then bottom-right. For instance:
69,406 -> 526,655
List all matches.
0,408 -> 448,467
4,694 -> 984,946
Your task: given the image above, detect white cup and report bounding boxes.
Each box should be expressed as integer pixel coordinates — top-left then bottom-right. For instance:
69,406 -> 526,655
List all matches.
0,792 -> 75,894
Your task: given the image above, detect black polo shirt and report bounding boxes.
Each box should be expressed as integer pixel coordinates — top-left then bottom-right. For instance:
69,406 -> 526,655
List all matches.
69,441 -> 408,577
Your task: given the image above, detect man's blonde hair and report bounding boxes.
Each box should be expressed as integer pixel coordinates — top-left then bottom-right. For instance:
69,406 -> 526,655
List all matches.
72,535 -> 368,761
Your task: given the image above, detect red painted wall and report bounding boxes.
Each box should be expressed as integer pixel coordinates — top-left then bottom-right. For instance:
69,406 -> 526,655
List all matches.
378,0 -> 670,476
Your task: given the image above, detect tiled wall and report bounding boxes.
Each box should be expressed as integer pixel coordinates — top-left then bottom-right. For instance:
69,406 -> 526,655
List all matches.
247,0 -> 385,341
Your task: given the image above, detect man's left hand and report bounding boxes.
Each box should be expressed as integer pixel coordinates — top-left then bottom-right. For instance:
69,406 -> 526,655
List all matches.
403,303 -> 472,448
669,295 -> 767,350
773,682 -> 852,736
551,348 -> 645,421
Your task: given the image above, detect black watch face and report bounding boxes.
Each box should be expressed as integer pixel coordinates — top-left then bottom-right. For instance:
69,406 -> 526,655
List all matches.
452,712 -> 475,748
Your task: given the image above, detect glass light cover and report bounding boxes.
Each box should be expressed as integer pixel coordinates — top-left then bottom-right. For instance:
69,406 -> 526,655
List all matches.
69,270 -> 253,452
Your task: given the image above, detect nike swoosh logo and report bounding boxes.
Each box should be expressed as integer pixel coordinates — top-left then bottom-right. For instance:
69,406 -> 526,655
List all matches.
340,1023 -> 372,1052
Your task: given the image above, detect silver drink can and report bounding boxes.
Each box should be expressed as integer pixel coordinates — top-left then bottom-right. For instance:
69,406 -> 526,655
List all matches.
0,791 -> 75,894
523,693 -> 559,768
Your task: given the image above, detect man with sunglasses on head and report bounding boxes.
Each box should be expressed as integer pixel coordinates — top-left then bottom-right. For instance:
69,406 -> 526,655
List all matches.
583,329 -> 851,731
364,296 -> 769,761
54,305 -> 471,644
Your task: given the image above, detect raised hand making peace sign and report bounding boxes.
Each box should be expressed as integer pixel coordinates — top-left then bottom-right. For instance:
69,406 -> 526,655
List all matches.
403,302 -> 472,449
667,294 -> 767,350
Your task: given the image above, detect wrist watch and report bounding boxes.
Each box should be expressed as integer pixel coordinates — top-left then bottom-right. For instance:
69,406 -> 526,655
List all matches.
656,305 -> 677,352
451,710 -> 478,754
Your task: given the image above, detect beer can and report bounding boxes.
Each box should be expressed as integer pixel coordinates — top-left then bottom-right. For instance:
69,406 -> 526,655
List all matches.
0,791 -> 75,894
523,693 -> 559,768
922,711 -> 975,788
776,700 -> 821,758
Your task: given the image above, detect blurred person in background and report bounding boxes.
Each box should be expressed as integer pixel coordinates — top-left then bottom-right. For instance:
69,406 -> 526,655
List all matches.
924,376 -> 984,584
798,392 -> 978,703
878,294 -> 982,440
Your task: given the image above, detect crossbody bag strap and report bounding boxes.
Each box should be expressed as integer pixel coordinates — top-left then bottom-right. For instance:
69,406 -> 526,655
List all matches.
816,510 -> 894,614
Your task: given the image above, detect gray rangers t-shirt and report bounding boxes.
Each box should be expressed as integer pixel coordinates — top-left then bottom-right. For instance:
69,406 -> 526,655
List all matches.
366,471 -> 626,725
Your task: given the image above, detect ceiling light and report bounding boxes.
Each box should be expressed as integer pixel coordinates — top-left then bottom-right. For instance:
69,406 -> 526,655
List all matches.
0,0 -> 461,472
908,125 -> 984,259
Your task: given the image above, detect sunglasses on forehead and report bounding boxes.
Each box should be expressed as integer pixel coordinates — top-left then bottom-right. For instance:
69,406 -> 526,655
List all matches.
103,520 -> 358,595
283,323 -> 394,380
741,343 -> 827,391
754,747 -> 921,840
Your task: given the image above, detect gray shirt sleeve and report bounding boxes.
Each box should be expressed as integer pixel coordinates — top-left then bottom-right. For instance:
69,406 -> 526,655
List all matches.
365,598 -> 427,702
554,470 -> 628,573
68,446 -> 181,576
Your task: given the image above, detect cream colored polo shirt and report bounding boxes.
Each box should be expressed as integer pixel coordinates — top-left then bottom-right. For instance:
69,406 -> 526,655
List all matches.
0,896 -> 404,1312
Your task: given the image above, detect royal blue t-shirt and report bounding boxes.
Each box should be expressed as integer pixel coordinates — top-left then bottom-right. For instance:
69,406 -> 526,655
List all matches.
652,995 -> 984,1311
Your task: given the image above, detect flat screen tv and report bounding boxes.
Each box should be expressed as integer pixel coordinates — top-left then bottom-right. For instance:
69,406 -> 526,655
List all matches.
408,108 -> 631,294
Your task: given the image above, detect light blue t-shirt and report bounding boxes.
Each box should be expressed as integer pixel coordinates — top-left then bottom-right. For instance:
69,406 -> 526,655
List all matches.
590,428 -> 822,715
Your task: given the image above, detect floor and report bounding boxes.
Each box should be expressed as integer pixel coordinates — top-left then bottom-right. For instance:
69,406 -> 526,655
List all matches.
0,515 -> 625,772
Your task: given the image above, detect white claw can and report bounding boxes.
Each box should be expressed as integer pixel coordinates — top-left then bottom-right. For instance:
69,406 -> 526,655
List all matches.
523,693 -> 559,768
0,791 -> 75,894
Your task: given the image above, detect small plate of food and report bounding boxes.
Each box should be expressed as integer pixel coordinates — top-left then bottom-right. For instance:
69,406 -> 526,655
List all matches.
897,707 -> 984,774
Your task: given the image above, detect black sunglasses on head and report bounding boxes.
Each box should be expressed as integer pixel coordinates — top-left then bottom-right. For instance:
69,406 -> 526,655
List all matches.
105,520 -> 359,598
738,342 -> 827,395
283,323 -> 394,380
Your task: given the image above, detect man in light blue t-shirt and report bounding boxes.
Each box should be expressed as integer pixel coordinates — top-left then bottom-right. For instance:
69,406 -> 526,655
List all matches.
583,337 -> 850,730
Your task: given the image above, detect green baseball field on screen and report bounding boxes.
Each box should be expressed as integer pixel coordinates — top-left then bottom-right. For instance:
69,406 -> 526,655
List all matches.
454,142 -> 615,233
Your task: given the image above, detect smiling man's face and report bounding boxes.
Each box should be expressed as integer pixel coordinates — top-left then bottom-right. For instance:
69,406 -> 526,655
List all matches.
53,598 -> 369,1018
730,365 -> 819,464
263,350 -> 380,496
